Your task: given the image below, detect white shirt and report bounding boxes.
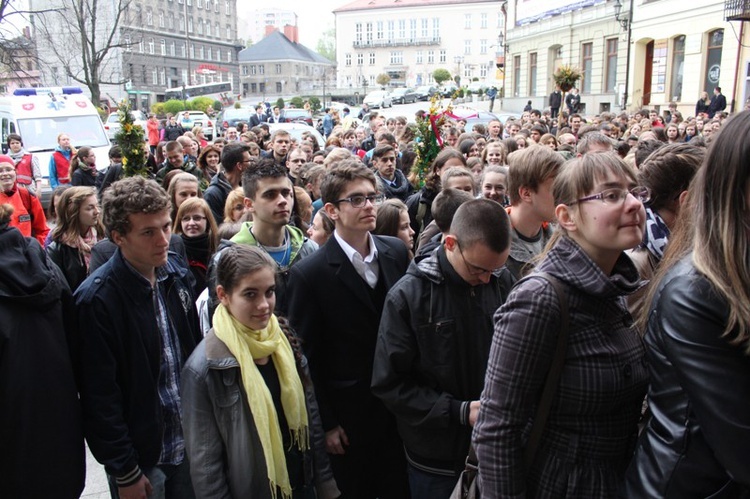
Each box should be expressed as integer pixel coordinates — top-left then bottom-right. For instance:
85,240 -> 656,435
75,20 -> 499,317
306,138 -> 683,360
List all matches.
334,230 -> 380,288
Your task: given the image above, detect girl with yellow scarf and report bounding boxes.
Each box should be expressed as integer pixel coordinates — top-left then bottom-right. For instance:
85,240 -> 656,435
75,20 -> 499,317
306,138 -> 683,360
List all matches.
181,244 -> 340,499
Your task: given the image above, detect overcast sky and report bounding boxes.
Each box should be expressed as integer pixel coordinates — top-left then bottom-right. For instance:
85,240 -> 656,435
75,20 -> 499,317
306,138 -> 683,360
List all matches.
237,0 -> 345,48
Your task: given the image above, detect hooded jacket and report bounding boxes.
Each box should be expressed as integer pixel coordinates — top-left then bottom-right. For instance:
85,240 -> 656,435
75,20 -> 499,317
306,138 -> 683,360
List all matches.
372,246 -> 514,475
0,224 -> 85,498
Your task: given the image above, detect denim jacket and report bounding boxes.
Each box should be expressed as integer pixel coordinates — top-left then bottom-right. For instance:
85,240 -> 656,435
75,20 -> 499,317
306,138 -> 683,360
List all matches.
181,329 -> 340,499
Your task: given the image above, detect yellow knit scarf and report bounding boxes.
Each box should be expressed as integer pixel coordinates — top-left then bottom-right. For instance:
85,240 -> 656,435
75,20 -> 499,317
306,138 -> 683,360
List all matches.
213,305 -> 309,499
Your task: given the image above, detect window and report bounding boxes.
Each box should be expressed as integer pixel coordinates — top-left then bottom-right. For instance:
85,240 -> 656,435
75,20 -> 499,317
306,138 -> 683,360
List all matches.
160,69 -> 166,86
464,39 -> 471,55
146,8 -> 152,25
410,19 -> 417,39
376,21 -> 384,40
432,18 -> 440,38
197,0 -> 202,7
259,64 -> 264,75
513,55 -> 521,97
345,53 -> 351,66
387,20 -> 394,40
355,23 -> 362,43
421,18 -> 428,38
139,39 -> 144,53
188,17 -> 193,33
197,18 -> 203,34
225,1 -> 230,14
160,39 -> 166,55
276,82 -> 282,93
158,11 -> 164,27
480,39 -> 487,55
259,82 -> 265,93
186,0 -> 191,6
581,42 -> 593,93
215,1 -> 218,12
390,51 -> 403,64
704,29 -> 723,98
168,14 -> 174,29
529,52 -> 537,95
179,14 -> 185,32
182,69 -> 188,84
180,43 -> 186,58
398,19 -> 406,38
216,22 -> 220,37
226,25 -> 231,39
170,41 -> 176,56
357,53 -> 364,65
190,43 -> 195,59
152,68 -> 157,85
124,35 -> 131,52
481,13 -> 487,28
366,22 -> 372,42
369,52 -> 375,65
439,49 -> 446,63
206,0 -> 211,10
464,13 -> 471,29
148,38 -> 154,54
416,50 -> 423,64
199,46 -> 204,59
206,21 -> 211,36
276,63 -> 281,74
480,64 -> 488,78
250,65 -> 256,75
207,47 -> 212,60
605,38 -> 618,93
427,50 -> 434,64
670,35 -> 685,101
226,50 -> 231,62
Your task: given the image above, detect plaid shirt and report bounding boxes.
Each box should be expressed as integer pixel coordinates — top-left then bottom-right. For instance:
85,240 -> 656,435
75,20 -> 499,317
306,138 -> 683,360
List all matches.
473,236 -> 648,498
153,266 -> 185,465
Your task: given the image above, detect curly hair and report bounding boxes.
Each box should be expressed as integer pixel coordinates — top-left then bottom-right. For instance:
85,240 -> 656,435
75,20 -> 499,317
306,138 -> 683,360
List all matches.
102,176 -> 170,236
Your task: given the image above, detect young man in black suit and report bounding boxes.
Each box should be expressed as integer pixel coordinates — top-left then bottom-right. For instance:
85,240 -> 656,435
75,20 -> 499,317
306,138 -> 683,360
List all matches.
286,160 -> 410,499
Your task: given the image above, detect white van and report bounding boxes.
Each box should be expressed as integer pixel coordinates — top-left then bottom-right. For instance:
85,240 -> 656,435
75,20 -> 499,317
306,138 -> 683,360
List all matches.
0,87 -> 110,198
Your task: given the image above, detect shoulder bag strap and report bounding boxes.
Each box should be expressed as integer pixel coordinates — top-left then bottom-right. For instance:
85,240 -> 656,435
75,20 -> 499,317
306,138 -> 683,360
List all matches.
523,272 -> 570,470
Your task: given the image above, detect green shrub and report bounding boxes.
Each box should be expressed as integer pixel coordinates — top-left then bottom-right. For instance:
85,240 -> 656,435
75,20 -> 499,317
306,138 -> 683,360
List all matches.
275,97 -> 285,109
290,96 -> 304,108
163,99 -> 186,115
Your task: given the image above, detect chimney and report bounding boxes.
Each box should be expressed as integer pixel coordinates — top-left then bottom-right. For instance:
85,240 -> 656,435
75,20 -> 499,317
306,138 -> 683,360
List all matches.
283,24 -> 299,43
264,25 -> 277,38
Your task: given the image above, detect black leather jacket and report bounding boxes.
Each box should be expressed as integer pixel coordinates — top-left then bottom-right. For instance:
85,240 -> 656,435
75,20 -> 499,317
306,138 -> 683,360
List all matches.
622,254 -> 750,498
47,241 -> 88,292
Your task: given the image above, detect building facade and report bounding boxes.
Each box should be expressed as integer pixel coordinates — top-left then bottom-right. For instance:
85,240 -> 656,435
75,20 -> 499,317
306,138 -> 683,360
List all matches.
31,0 -> 241,110
238,27 -> 336,99
0,29 -> 42,94
333,0 -> 503,91
240,8 -> 298,47
502,0 -> 746,117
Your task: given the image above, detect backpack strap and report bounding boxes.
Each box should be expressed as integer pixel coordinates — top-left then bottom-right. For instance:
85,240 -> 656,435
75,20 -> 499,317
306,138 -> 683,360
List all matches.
522,271 -> 570,469
17,186 -> 34,222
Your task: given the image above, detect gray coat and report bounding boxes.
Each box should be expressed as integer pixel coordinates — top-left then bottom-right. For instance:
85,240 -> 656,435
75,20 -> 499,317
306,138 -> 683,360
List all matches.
181,329 -> 340,499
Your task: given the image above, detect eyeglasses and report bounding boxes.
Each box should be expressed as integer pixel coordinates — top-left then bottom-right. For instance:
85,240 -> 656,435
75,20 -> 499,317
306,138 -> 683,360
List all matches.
457,244 -> 503,276
181,215 -> 206,223
569,186 -> 651,206
333,193 -> 385,208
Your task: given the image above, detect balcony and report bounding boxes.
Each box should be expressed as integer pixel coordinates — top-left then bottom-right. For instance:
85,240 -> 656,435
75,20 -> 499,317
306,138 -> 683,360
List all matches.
725,0 -> 750,20
353,37 -> 441,48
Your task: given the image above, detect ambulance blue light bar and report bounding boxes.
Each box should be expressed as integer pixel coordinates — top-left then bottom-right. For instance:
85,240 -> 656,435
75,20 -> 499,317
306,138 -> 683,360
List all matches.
13,87 -> 84,96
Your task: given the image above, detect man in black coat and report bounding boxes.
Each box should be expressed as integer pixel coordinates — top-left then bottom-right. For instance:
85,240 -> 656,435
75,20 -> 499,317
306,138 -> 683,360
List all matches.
709,86 -> 727,118
249,104 -> 267,127
287,160 -> 410,499
549,85 -> 562,118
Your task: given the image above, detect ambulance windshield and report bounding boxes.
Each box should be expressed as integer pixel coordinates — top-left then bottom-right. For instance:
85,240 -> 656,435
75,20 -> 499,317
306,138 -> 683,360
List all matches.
17,115 -> 109,152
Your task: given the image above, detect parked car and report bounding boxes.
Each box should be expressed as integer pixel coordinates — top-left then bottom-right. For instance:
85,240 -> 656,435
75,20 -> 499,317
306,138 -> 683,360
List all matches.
467,81 -> 488,93
217,107 -> 251,133
389,87 -> 418,105
440,82 -> 459,97
179,110 -> 215,140
104,110 -> 148,140
363,90 -> 392,109
267,122 -> 325,148
415,85 -> 439,101
282,108 -> 314,126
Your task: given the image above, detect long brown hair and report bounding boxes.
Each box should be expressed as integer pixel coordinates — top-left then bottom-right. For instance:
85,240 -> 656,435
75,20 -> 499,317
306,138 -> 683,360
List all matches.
172,197 -> 219,256
51,186 -> 103,252
638,111 -> 750,352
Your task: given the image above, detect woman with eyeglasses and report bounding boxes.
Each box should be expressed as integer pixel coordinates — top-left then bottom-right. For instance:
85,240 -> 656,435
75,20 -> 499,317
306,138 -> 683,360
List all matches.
623,111 -> 750,498
173,197 -> 219,296
473,152 -> 650,498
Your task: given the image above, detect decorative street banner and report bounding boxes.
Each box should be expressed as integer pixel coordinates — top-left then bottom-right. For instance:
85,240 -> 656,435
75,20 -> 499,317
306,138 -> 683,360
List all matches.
516,0 -> 606,26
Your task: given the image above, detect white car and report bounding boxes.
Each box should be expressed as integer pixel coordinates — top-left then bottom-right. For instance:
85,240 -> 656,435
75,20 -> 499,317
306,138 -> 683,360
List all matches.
179,110 -> 215,140
267,122 -> 325,148
104,110 -> 148,140
363,90 -> 392,109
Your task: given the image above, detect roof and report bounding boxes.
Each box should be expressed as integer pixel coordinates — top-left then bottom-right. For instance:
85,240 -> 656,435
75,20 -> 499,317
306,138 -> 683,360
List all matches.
238,30 -> 334,65
333,0 -> 496,13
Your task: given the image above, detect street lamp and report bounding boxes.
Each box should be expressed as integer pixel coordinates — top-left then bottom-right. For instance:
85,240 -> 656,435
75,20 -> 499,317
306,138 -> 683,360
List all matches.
454,56 -> 463,86
614,0 -> 631,30
614,0 -> 634,110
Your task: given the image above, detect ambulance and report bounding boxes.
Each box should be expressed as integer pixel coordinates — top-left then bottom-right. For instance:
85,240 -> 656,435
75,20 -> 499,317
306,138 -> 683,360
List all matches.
0,87 -> 111,204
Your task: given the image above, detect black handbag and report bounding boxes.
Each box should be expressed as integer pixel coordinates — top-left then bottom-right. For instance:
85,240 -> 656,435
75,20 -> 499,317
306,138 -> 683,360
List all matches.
450,272 -> 570,499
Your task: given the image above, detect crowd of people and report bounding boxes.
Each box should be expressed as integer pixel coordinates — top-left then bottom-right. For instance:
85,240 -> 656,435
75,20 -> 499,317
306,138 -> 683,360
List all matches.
1,92 -> 749,499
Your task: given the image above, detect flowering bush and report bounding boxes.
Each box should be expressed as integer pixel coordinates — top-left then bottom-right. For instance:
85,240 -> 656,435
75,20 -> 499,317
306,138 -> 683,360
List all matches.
412,95 -> 451,188
114,102 -> 148,178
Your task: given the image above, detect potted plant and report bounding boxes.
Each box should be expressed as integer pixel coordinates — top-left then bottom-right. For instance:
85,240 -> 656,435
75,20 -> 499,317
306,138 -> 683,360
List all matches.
553,64 -> 582,120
